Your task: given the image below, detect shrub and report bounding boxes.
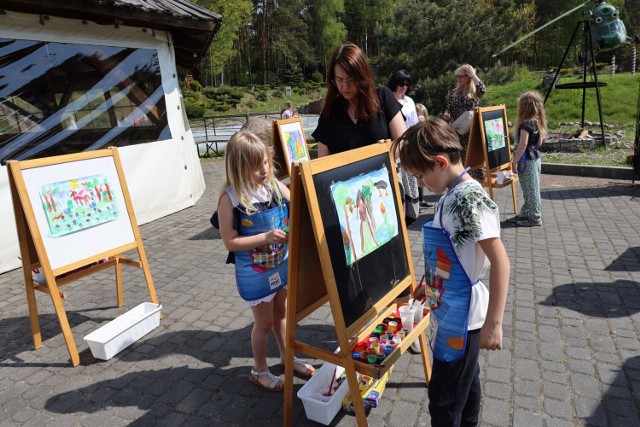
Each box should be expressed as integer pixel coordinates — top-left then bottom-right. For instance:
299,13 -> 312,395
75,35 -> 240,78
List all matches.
311,71 -> 324,83
184,97 -> 205,118
189,80 -> 203,92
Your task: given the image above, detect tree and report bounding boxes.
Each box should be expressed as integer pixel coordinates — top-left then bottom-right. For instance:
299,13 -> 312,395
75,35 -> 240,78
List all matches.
193,0 -> 252,86
309,0 -> 347,77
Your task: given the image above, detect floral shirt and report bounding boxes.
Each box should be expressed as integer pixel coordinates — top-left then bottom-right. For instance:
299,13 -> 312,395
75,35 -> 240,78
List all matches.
446,81 -> 486,122
434,178 -> 500,330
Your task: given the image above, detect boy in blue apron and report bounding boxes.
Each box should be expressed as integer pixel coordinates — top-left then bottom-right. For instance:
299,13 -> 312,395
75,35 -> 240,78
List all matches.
392,119 -> 510,426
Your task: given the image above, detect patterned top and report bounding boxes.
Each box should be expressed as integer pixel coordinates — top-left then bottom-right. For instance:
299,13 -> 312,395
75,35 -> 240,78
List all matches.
446,81 -> 486,122
434,178 -> 500,330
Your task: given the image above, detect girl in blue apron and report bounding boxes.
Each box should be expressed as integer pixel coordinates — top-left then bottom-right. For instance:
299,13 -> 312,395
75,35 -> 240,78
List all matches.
393,120 -> 510,426
217,131 -> 314,392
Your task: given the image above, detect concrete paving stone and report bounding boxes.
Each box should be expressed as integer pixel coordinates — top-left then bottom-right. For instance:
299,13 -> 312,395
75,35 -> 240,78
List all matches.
513,409 -> 543,427
484,380 -> 512,400
543,397 -> 575,420
514,359 -> 540,381
567,358 -> 595,376
575,397 -> 607,425
513,378 -> 540,397
513,395 -> 543,411
480,397 -> 512,426
570,372 -> 603,399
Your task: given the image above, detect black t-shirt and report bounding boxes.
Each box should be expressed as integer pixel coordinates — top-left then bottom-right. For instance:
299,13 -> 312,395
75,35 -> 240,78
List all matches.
312,86 -> 403,154
518,120 -> 541,161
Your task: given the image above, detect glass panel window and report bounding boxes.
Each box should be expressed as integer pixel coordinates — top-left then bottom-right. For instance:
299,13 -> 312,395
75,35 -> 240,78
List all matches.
0,38 -> 170,163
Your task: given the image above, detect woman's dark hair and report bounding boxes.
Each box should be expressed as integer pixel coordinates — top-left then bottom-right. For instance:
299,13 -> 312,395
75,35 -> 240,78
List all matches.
388,69 -> 412,92
321,42 -> 380,120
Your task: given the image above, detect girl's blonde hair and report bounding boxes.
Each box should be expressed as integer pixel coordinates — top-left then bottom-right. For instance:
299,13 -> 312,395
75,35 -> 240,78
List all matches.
453,64 -> 479,101
513,91 -> 548,142
219,131 -> 282,214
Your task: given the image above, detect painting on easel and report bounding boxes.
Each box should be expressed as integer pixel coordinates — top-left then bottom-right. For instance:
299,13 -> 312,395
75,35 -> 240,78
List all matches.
40,174 -> 120,237
330,165 -> 399,266
272,118 -> 309,178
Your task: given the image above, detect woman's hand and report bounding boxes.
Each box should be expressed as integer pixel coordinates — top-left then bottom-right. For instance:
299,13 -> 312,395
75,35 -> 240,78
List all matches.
464,64 -> 477,78
266,228 -> 288,244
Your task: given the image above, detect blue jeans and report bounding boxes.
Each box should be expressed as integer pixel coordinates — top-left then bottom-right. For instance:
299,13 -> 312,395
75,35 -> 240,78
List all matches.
428,329 -> 481,427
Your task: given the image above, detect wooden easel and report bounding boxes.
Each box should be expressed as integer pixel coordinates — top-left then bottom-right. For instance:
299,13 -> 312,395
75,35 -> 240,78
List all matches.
271,117 -> 310,180
465,105 -> 519,214
7,148 -> 159,366
283,143 -> 432,427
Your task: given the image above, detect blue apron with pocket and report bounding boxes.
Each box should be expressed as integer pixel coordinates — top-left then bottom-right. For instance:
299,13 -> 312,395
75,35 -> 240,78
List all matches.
235,202 -> 288,301
423,168 -> 477,362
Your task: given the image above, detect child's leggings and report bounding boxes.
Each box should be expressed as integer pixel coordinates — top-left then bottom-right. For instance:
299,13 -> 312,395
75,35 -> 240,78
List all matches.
519,157 -> 542,222
428,329 -> 481,427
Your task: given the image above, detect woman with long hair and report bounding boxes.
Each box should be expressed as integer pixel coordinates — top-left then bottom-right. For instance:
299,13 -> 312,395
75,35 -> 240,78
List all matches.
443,64 -> 486,179
312,43 -> 406,157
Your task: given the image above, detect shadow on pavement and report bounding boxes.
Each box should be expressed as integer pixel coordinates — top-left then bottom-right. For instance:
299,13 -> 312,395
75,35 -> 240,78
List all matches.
540,279 -> 640,318
605,247 -> 640,271
42,324 -> 342,424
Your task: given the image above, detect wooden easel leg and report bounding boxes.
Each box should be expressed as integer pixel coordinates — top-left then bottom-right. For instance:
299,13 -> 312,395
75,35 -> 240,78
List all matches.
511,181 -> 519,215
343,361 -> 369,426
115,259 -> 124,307
137,250 -> 159,305
48,281 -> 80,366
283,294 -> 297,426
22,272 -> 42,349
418,332 -> 432,383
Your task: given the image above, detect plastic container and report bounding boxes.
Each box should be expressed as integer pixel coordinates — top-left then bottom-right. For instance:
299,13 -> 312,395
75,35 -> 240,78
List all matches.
83,302 -> 162,360
297,363 -> 349,425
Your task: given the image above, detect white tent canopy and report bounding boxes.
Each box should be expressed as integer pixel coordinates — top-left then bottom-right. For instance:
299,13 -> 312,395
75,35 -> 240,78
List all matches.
0,9 -> 214,273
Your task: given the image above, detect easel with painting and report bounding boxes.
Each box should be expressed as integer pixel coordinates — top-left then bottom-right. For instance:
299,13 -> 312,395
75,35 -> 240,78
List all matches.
465,105 -> 519,214
271,117 -> 310,179
283,143 -> 432,426
7,148 -> 159,366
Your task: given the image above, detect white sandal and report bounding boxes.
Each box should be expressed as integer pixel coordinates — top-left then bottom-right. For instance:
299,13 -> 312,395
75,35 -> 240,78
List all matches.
249,369 -> 283,392
281,356 -> 315,377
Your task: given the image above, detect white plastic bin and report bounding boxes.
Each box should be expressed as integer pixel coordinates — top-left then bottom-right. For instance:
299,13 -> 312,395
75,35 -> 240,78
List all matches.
83,302 -> 162,360
297,362 -> 349,425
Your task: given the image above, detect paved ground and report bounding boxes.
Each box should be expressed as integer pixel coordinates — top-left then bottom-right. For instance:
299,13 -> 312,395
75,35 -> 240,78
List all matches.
1,158 -> 640,426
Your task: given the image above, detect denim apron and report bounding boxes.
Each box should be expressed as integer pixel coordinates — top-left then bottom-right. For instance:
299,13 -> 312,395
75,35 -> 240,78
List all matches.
422,168 -> 478,362
234,191 -> 289,301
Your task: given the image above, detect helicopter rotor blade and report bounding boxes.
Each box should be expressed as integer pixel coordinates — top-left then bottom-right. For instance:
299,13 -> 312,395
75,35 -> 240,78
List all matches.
492,0 -> 591,58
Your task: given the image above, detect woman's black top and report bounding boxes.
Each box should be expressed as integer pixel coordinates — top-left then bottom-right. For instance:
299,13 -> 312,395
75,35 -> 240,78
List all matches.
312,86 -> 402,154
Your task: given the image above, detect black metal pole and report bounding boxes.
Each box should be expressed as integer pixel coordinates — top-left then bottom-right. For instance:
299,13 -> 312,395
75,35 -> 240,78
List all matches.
545,21 -> 583,104
581,22 -> 588,126
587,21 -> 607,148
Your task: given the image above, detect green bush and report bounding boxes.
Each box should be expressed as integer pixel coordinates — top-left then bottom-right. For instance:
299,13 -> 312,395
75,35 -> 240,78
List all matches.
256,90 -> 268,102
272,89 -> 283,98
184,97 -> 205,118
311,71 -> 324,83
189,80 -> 203,92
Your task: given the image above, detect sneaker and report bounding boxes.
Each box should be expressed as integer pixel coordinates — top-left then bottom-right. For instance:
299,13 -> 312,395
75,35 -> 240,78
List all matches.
420,200 -> 433,208
516,218 -> 541,227
506,215 -> 522,224
410,340 -> 422,354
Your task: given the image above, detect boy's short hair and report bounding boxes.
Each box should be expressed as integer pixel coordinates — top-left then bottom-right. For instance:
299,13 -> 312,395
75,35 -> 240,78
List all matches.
393,119 -> 463,172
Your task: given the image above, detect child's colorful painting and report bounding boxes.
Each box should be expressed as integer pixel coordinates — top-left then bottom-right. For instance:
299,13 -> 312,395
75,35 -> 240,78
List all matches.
39,174 -> 119,237
330,166 -> 399,265
484,117 -> 506,152
279,120 -> 309,165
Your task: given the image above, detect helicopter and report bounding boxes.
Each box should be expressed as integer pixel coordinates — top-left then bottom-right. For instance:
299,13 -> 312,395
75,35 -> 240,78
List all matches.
492,0 -> 632,58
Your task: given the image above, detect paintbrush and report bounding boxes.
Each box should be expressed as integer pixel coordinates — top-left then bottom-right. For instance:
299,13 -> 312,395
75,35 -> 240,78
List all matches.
323,366 -> 338,396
